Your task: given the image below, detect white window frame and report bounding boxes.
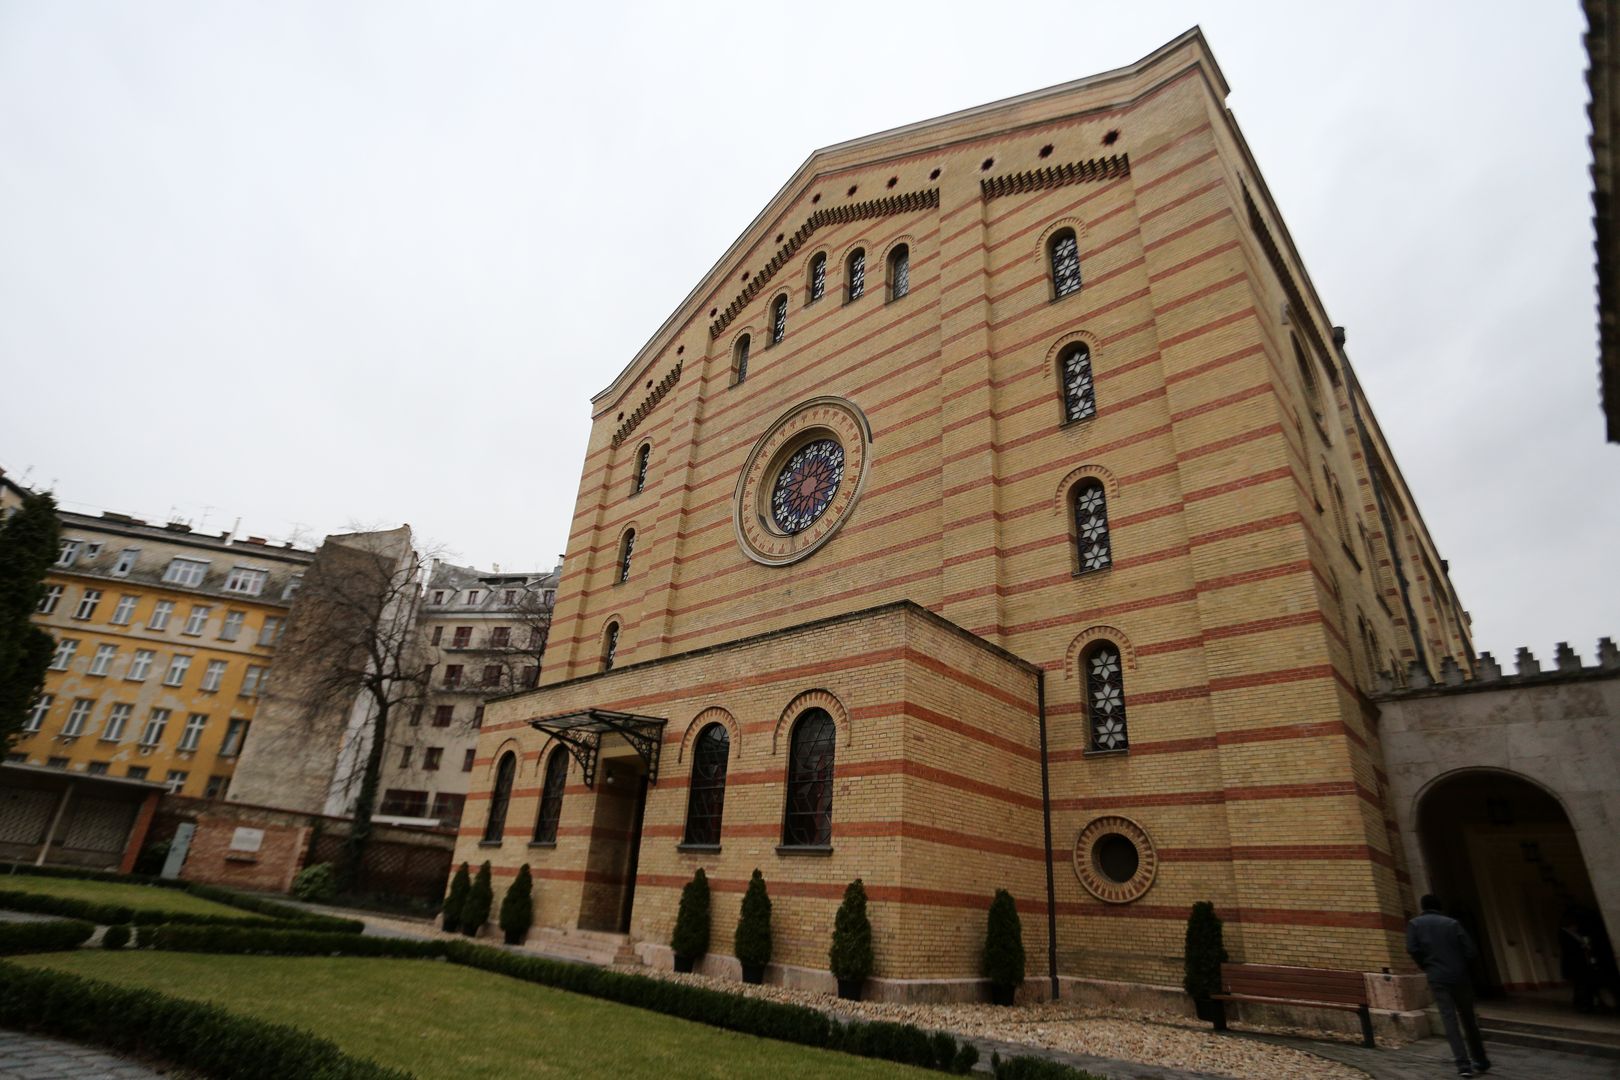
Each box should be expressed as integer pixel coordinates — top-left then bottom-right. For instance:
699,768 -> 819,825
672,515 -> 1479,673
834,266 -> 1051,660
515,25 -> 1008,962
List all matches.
220,610 -> 245,641
73,589 -> 102,621
104,703 -> 132,742
240,665 -> 265,697
49,639 -> 78,670
183,605 -> 210,636
258,617 -> 282,646
164,655 -> 192,687
178,714 -> 208,752
148,600 -> 174,630
110,595 -> 138,625
166,769 -> 188,790
88,644 -> 117,676
25,695 -> 52,733
84,542 -> 103,559
140,708 -> 170,747
282,574 -> 303,600
161,558 -> 209,587
112,548 -> 139,577
57,539 -> 82,567
38,585 -> 63,615
127,649 -> 155,681
63,699 -> 93,737
223,567 -> 268,596
201,659 -> 228,692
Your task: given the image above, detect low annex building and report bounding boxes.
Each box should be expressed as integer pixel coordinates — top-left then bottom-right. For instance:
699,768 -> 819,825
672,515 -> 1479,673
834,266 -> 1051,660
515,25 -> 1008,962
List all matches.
458,29 -> 1501,1012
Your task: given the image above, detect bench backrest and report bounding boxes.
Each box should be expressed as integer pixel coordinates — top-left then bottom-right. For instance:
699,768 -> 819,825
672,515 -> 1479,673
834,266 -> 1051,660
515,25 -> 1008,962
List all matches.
1220,963 -> 1367,1005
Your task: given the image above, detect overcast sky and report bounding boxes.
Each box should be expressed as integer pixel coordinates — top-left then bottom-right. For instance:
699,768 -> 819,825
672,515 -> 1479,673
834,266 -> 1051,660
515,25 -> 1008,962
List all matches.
2,2 -> 1614,663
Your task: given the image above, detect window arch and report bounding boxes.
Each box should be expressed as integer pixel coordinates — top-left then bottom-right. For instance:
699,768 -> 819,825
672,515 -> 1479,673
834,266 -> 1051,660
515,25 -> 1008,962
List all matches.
846,248 -> 865,302
733,334 -> 750,385
808,252 -> 827,303
602,621 -> 620,671
1073,479 -> 1112,574
1059,342 -> 1096,423
1050,228 -> 1082,298
532,746 -> 567,844
1083,643 -> 1128,752
770,294 -> 788,345
781,707 -> 835,846
482,751 -> 517,842
617,529 -> 635,583
632,443 -> 650,495
887,244 -> 909,301
1293,335 -> 1325,427
682,723 -> 730,846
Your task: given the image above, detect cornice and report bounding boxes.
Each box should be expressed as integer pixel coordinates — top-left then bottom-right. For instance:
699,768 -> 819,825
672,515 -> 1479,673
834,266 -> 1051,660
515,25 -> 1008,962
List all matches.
979,153 -> 1129,200
611,360 -> 683,448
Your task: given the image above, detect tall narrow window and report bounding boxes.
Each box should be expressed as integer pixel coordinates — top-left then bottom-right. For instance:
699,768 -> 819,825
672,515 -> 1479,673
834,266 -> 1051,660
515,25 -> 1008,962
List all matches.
483,751 -> 517,843
782,708 -> 835,846
1073,481 -> 1112,574
1060,342 -> 1096,422
603,622 -> 620,671
887,244 -> 909,301
618,530 -> 635,583
808,252 -> 827,302
1050,228 -> 1082,298
1084,643 -> 1128,751
733,334 -> 750,385
533,747 -> 567,844
1294,335 -> 1325,427
633,443 -> 650,495
846,248 -> 865,302
683,723 -> 730,846
770,294 -> 788,345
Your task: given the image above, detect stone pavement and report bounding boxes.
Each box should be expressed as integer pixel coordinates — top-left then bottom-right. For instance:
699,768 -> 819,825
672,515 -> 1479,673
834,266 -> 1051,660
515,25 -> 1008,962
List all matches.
0,1031 -> 168,1079
1244,1030 -> 1620,1080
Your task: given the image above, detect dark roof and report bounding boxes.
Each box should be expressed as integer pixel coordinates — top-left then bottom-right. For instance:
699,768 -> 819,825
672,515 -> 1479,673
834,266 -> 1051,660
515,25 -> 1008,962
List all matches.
1587,0 -> 1620,441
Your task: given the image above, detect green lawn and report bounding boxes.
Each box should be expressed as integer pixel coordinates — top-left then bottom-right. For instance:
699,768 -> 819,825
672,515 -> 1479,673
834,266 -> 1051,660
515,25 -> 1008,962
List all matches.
19,952 -> 936,1080
0,875 -> 257,919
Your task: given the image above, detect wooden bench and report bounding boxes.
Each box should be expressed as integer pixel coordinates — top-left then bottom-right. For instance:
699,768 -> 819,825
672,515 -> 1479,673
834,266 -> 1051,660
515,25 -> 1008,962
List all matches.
1211,963 -> 1374,1047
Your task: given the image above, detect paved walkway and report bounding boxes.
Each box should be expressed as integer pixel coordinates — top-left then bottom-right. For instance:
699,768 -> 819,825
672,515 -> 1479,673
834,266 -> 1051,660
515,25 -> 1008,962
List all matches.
1246,1030 -> 1620,1080
0,1031 -> 167,1079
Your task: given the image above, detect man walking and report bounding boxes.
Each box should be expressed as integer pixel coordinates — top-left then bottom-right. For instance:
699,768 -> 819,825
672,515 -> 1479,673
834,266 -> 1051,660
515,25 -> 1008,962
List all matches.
1407,895 -> 1491,1077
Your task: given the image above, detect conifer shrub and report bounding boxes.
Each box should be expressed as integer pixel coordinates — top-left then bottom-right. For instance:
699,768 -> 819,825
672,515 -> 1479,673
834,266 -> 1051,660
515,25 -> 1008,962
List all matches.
101,924 -> 131,950
441,862 -> 471,933
291,862 -> 337,903
1182,900 -> 1227,1002
461,861 -> 493,936
499,864 -> 534,945
0,919 -> 94,955
982,889 -> 1026,1005
828,878 -> 874,997
734,868 -> 771,980
670,867 -> 710,970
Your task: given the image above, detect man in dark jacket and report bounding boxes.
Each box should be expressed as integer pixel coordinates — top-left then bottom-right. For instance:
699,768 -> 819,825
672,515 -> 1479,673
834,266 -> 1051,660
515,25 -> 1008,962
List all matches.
1407,895 -> 1490,1076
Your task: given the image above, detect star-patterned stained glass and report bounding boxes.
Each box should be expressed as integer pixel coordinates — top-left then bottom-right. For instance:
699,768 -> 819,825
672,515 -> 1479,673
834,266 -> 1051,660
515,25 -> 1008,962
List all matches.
603,622 -> 619,671
1062,343 -> 1096,422
1086,646 -> 1128,752
782,709 -> 835,846
771,295 -> 788,344
633,443 -> 650,494
809,253 -> 827,302
618,529 -> 635,582
1074,480 -> 1111,573
1051,229 -> 1082,298
889,245 -> 909,300
847,249 -> 865,302
683,723 -> 730,846
532,747 -> 567,844
734,334 -> 750,385
770,438 -> 845,534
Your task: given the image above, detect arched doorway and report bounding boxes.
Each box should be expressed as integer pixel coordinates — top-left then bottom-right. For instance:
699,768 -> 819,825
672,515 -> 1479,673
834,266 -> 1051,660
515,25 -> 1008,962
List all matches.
1417,769 -> 1606,996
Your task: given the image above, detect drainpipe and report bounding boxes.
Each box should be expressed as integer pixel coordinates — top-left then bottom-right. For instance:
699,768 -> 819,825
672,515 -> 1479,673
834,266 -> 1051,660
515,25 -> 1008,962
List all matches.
36,779 -> 74,867
1036,669 -> 1059,1000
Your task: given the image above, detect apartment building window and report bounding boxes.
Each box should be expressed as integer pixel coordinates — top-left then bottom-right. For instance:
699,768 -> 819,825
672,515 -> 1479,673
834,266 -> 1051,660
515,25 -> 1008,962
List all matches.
88,644 -> 117,676
205,775 -> 229,798
424,747 -> 442,771
433,705 -> 453,727
63,699 -> 93,737
57,539 -> 82,567
126,766 -> 149,781
543,590 -> 555,607
179,714 -> 208,752
398,745 -> 413,768
529,625 -> 547,650
148,600 -> 174,631
38,585 -> 62,615
432,590 -> 445,604
46,756 -> 69,769
465,590 -> 480,605
432,793 -> 466,827
282,574 -> 303,600
258,617 -> 282,646
162,558 -> 209,587
110,595 -> 137,624
112,548 -> 139,576
25,695 -> 51,733
380,789 -> 429,817
430,625 -> 443,645
49,639 -> 78,671
503,589 -> 517,604
224,567 -> 268,595
472,705 -> 485,727
451,626 -> 472,648
482,665 -> 502,687
103,704 -> 132,742
73,589 -> 103,621
220,610 -> 245,641
87,762 -> 110,776
4,753 -> 24,764
201,659 -> 227,692
84,543 -> 103,559
462,748 -> 475,772
443,665 -> 463,688
127,649 -> 155,681
520,666 -> 538,689
183,605 -> 210,635
164,655 -> 192,687
166,770 -> 188,790
220,718 -> 249,757
140,708 -> 170,747
489,627 -> 510,648
240,666 -> 265,697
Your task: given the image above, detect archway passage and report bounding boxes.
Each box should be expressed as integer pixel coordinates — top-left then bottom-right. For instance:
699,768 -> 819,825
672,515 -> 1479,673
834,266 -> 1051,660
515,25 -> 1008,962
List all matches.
1418,770 -> 1606,997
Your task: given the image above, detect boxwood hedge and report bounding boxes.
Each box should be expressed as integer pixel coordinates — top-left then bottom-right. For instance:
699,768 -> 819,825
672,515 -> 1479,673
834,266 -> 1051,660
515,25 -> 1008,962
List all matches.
0,919 -> 95,955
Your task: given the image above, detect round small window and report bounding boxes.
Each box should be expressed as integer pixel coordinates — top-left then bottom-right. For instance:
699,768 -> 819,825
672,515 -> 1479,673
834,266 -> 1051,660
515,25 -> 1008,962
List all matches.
1073,815 -> 1156,904
1093,833 -> 1139,883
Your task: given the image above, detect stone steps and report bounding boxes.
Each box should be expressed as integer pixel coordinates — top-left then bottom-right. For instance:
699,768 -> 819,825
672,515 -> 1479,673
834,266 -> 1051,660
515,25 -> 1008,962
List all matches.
526,927 -> 636,966
1427,1009 -> 1620,1060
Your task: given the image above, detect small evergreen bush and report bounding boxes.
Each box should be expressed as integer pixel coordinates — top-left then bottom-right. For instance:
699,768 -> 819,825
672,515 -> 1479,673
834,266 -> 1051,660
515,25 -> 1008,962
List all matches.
828,878 -> 874,987
291,862 -> 337,903
1182,900 -> 1228,1003
982,889 -> 1026,1002
441,862 -> 471,933
671,868 -> 711,967
734,868 -> 771,973
101,924 -> 131,950
0,919 -> 94,955
499,864 -> 534,945
461,862 -> 493,936
990,1053 -> 1105,1079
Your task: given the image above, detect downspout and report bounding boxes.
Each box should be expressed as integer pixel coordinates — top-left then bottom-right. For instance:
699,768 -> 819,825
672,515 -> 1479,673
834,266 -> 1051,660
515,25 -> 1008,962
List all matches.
1036,668 -> 1059,1000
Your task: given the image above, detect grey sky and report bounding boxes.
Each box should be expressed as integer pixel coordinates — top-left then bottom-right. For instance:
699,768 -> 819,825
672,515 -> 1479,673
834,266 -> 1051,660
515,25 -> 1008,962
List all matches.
1,2 -> 1613,663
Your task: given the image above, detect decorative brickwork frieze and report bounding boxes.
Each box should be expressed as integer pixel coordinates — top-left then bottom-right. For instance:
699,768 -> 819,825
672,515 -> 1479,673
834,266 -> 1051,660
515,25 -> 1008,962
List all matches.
979,153 -> 1130,200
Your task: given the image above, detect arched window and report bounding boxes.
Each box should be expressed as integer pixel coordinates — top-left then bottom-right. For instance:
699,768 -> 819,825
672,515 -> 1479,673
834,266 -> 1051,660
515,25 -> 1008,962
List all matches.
1326,469 -> 1350,547
846,248 -> 865,302
618,530 -> 635,583
1050,228 -> 1082,298
482,751 -> 517,842
632,443 -> 650,495
1083,644 -> 1128,752
733,334 -> 750,385
1293,335 -> 1324,426
532,746 -> 567,844
887,244 -> 909,301
602,622 -> 619,671
770,294 -> 788,345
808,252 -> 827,303
1059,342 -> 1096,422
781,708 -> 835,846
1073,480 -> 1112,574
682,723 -> 730,846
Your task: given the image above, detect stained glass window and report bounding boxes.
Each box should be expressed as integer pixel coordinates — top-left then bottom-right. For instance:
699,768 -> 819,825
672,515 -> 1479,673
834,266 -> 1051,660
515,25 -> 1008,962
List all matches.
633,443 -> 650,494
1294,335 -> 1323,425
809,253 -> 827,302
603,622 -> 619,671
683,723 -> 730,846
532,747 -> 567,843
770,438 -> 845,534
771,295 -> 788,344
1051,229 -> 1082,298
1085,646 -> 1128,752
1074,480 -> 1111,573
783,709 -> 835,846
1061,343 -> 1096,422
847,249 -> 865,302
734,334 -> 750,385
618,529 -> 635,583
482,751 -> 516,842
888,245 -> 909,300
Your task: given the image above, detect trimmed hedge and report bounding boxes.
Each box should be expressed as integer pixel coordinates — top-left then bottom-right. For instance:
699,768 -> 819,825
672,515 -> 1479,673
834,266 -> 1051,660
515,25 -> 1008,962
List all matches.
988,1052 -> 1105,1080
0,960 -> 411,1079
0,918 -> 94,955
0,871 -> 365,935
148,924 -> 445,958
102,924 -> 131,950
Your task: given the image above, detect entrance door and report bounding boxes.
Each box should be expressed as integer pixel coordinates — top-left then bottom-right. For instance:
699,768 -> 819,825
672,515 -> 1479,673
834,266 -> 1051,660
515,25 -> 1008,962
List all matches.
577,758 -> 648,933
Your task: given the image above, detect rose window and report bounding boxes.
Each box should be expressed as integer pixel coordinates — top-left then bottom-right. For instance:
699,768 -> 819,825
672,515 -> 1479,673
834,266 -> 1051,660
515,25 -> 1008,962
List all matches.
770,438 -> 845,534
